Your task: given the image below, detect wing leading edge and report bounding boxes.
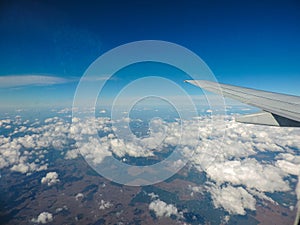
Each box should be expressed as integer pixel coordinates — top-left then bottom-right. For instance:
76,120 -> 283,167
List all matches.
185,80 -> 300,127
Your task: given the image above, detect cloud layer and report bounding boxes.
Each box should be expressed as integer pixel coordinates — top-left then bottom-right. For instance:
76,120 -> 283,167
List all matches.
1,111 -> 300,217
0,75 -> 70,88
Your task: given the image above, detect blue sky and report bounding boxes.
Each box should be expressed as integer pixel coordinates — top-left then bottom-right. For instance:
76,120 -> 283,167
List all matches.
0,0 -> 300,108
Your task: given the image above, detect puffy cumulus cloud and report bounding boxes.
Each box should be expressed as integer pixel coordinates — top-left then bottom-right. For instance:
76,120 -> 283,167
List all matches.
110,137 -> 155,158
2,113 -> 300,217
0,115 -> 116,173
188,185 -> 205,195
222,215 -> 231,224
275,153 -> 300,221
276,160 -> 300,176
148,192 -> 159,200
69,117 -> 112,164
65,149 -> 79,160
31,212 -> 53,224
75,193 -> 84,201
69,116 -> 204,163
181,116 -> 300,215
99,199 -> 113,210
70,117 -> 111,137
208,184 -> 256,215
0,138 -> 21,169
22,117 -> 71,151
149,199 -> 182,219
69,117 -> 172,163
41,172 -> 60,186
276,153 -> 300,163
0,136 -> 48,174
275,153 -> 300,176
74,136 -> 112,165
11,160 -> 47,174
0,115 -> 74,174
0,114 -> 198,172
0,119 -> 11,126
206,158 -> 289,193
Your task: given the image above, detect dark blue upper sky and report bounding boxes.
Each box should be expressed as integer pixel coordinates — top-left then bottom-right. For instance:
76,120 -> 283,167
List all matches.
0,0 -> 300,107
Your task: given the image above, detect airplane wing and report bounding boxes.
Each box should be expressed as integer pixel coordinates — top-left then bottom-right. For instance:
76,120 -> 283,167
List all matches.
184,80 -> 300,127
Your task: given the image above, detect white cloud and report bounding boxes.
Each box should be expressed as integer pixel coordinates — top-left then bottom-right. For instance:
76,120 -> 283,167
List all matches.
55,205 -> 68,213
208,184 -> 256,215
276,160 -> 300,176
222,215 -> 231,224
205,158 -> 289,193
247,188 -> 277,205
99,199 -> 113,210
1,113 -> 300,218
31,212 -> 53,224
275,153 -> 300,176
0,139 -> 21,169
74,136 -> 112,165
185,116 -> 300,215
0,75 -> 70,88
65,149 -> 79,159
148,192 -> 159,200
75,193 -> 84,201
149,199 -> 182,218
188,185 -> 205,195
41,172 -> 60,186
57,108 -> 72,114
0,115 -> 75,174
10,163 -> 29,173
80,75 -> 115,82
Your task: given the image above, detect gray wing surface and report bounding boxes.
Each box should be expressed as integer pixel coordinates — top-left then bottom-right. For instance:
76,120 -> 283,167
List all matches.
185,80 -> 300,127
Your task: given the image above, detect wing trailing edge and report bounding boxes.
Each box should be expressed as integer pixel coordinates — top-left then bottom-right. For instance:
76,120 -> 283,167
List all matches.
185,80 -> 300,127
236,111 -> 300,127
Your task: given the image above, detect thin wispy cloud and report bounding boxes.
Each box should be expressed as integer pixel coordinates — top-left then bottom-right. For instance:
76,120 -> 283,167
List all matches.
0,75 -> 71,88
0,74 -> 118,89
80,75 -> 116,82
